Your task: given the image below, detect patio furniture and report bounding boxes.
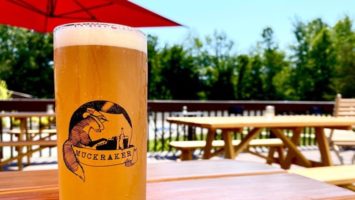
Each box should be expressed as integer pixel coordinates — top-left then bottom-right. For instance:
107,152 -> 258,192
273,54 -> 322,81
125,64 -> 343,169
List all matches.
0,140 -> 57,171
167,116 -> 355,169
0,160 -> 355,200
6,129 -> 57,158
7,129 -> 56,137
148,173 -> 355,200
0,160 -> 354,200
0,160 -> 285,193
170,107 -> 203,140
169,138 -> 284,163
289,165 -> 355,191
0,112 -> 56,170
327,94 -> 355,164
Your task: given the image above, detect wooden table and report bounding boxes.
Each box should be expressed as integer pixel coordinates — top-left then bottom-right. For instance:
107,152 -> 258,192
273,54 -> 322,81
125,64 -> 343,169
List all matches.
170,111 -> 203,140
0,112 -> 56,170
0,160 -> 354,200
289,165 -> 355,186
0,160 -> 284,193
148,173 -> 355,200
167,116 -> 355,168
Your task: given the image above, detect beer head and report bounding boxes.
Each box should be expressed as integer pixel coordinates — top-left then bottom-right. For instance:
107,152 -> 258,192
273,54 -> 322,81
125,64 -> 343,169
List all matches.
54,22 -> 147,53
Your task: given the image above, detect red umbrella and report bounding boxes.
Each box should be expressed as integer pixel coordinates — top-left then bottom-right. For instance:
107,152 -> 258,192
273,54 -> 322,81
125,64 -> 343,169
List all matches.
0,0 -> 181,33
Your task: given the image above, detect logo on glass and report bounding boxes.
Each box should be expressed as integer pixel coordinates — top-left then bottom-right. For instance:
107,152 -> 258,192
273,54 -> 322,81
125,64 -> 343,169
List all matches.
63,100 -> 137,181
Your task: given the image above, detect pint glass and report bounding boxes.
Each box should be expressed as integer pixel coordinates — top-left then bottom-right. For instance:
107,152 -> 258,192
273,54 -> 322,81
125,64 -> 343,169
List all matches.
54,23 -> 147,200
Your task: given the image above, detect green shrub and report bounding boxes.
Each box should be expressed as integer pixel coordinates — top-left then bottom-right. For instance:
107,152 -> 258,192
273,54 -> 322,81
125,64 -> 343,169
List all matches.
0,80 -> 11,99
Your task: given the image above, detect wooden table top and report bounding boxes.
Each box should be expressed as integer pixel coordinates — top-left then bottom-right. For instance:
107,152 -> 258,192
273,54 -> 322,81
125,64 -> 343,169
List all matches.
0,160 -> 285,193
289,165 -> 355,185
148,160 -> 284,182
167,116 -> 355,129
0,173 -> 354,200
147,173 -> 355,200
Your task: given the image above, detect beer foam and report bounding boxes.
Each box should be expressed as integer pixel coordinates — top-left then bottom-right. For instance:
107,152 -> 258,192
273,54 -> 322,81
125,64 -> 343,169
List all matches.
54,23 -> 147,53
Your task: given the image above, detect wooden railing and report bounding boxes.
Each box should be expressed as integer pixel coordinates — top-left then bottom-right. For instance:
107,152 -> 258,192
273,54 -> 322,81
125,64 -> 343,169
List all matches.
0,99 -> 334,152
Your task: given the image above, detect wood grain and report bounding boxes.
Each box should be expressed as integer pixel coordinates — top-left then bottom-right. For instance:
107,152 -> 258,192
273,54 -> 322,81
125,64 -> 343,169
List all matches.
167,116 -> 355,129
289,165 -> 355,185
0,170 -> 58,193
0,160 -> 285,193
147,160 -> 285,182
0,173 -> 354,200
167,116 -> 355,168
147,173 -> 355,200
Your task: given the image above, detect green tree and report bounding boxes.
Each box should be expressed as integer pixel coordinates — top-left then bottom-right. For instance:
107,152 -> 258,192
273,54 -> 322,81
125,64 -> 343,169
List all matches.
0,25 -> 53,98
208,59 -> 236,100
235,55 -> 249,99
248,55 -> 264,99
332,16 -> 355,97
260,27 -> 290,100
309,27 -> 336,100
234,54 -> 265,100
147,35 -> 164,99
159,44 -> 201,100
184,31 -> 237,100
203,31 -> 236,100
290,21 -> 312,100
290,19 -> 336,100
186,36 -> 213,99
0,80 -> 11,99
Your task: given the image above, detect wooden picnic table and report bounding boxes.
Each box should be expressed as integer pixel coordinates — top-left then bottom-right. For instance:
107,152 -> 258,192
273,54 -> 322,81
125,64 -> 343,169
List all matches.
0,160 -> 354,200
0,112 -> 56,170
170,110 -> 203,140
0,160 -> 284,193
148,173 -> 355,200
167,116 -> 355,169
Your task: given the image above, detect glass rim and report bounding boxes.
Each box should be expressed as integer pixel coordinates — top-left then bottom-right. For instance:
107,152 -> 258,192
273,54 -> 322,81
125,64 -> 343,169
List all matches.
53,22 -> 146,38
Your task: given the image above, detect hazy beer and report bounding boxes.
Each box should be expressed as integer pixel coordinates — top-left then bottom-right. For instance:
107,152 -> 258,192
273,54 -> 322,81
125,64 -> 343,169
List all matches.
54,23 -> 147,200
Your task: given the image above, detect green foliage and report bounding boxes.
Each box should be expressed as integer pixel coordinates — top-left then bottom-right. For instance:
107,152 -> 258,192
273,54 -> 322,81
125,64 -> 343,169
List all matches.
290,18 -> 350,100
189,31 -> 237,100
248,55 -> 264,99
147,16 -> 354,101
309,27 -> 336,100
0,16 -> 354,100
147,35 -> 163,99
204,32 -> 236,100
0,25 -> 53,98
332,17 -> 355,98
159,44 -> 201,100
260,27 -> 290,100
0,80 -> 11,99
235,55 -> 250,99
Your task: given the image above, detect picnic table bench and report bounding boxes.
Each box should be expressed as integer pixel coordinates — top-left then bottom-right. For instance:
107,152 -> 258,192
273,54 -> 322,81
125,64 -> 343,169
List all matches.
0,112 -> 56,170
289,165 -> 355,190
0,140 -> 57,170
170,138 -> 284,164
167,116 -> 355,169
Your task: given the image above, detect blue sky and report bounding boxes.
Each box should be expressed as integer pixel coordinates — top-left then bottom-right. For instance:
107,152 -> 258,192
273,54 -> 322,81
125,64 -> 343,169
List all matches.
133,0 -> 355,53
